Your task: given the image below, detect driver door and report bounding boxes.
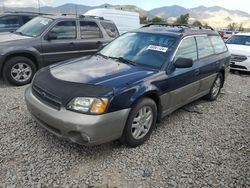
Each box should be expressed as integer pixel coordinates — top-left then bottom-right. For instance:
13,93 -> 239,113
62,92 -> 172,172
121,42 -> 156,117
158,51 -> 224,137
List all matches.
41,20 -> 79,67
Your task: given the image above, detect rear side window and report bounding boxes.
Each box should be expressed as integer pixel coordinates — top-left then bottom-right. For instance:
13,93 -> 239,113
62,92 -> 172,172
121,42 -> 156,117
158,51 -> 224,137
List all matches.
175,37 -> 198,61
50,21 -> 76,39
0,15 -> 20,28
80,21 -> 102,39
196,36 -> 214,58
100,21 -> 119,38
209,36 -> 227,54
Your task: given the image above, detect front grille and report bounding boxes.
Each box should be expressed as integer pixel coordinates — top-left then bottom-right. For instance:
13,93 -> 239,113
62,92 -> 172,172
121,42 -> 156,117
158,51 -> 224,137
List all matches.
231,54 -> 247,62
32,85 -> 62,110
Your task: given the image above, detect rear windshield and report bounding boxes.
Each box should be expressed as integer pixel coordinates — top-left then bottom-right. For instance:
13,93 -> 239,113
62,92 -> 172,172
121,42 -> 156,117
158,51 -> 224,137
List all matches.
100,21 -> 119,38
99,32 -> 176,69
226,35 -> 250,46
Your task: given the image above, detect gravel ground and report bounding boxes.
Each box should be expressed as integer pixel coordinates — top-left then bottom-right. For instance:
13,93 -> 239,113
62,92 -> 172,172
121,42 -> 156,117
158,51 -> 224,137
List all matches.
0,72 -> 249,188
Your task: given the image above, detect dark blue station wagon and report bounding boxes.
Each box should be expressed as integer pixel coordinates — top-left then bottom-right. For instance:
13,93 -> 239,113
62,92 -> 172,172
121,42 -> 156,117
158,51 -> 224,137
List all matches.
25,24 -> 230,147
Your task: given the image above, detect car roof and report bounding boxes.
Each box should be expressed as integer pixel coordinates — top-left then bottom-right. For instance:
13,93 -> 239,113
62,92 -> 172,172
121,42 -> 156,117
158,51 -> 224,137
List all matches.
135,24 -> 219,38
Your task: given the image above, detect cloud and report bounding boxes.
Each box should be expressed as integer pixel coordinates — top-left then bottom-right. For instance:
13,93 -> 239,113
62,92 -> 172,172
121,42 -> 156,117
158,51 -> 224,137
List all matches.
0,0 -> 54,7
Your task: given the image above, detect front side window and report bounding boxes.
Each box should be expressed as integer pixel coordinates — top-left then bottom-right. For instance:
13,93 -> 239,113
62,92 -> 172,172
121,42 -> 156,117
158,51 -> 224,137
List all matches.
226,35 -> 250,46
210,35 -> 227,54
0,15 -> 20,28
16,17 -> 53,37
100,21 -> 119,38
80,21 -> 102,39
174,37 -> 197,61
49,21 -> 76,40
196,36 -> 214,59
99,32 -> 176,69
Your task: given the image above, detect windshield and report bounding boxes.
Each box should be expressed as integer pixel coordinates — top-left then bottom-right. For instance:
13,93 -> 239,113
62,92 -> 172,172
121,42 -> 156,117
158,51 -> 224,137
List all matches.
15,17 -> 53,37
99,32 -> 176,69
226,35 -> 250,46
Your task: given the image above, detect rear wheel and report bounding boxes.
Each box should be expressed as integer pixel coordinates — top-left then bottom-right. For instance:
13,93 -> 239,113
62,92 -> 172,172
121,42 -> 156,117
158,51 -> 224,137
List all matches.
121,98 -> 157,147
203,73 -> 223,101
3,56 -> 36,86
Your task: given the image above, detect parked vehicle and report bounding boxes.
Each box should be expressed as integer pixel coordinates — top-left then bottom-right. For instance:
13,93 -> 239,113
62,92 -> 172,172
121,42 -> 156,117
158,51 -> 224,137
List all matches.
0,15 -> 119,86
85,8 -> 140,34
25,24 -> 230,147
226,33 -> 250,72
0,11 -> 44,33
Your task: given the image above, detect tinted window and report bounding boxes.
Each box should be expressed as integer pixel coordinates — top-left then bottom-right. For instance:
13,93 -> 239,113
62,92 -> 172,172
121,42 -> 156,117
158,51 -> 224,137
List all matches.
210,36 -> 227,53
100,21 -> 119,38
16,17 -> 53,37
99,32 -> 176,69
80,21 -> 102,39
226,35 -> 250,46
0,15 -> 20,28
49,21 -> 76,39
175,37 -> 197,61
22,16 -> 35,24
196,36 -> 214,58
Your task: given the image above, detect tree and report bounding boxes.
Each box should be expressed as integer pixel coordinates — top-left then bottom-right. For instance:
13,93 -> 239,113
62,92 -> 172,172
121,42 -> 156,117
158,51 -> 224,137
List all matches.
140,16 -> 148,24
150,16 -> 164,24
192,20 -> 202,27
238,23 -> 244,31
227,22 -> 238,31
174,14 -> 189,24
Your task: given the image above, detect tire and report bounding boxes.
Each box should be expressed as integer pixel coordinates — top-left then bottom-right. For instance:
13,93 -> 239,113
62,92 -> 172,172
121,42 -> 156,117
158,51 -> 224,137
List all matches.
203,72 -> 223,101
3,56 -> 36,86
121,98 -> 157,147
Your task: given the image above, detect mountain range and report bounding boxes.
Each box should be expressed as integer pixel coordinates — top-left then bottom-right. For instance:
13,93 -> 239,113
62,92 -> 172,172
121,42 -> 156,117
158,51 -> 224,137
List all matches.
2,3 -> 250,28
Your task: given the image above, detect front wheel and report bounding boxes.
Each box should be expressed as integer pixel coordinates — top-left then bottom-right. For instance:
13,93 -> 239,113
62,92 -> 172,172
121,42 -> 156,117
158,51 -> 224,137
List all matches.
203,73 -> 223,101
121,98 -> 157,147
3,56 -> 36,86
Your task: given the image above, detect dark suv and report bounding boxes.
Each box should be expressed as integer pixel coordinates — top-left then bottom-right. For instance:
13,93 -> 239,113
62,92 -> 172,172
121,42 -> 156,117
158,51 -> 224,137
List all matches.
0,11 -> 41,33
25,24 -> 230,147
0,15 -> 119,85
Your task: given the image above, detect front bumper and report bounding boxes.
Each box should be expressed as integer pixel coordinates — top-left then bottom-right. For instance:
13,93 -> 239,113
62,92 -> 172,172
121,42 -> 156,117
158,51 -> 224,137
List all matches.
230,60 -> 250,72
25,86 -> 130,146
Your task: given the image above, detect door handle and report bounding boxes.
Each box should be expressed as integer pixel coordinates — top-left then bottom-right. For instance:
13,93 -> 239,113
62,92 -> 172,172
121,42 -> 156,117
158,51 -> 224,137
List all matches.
68,42 -> 75,47
194,69 -> 200,76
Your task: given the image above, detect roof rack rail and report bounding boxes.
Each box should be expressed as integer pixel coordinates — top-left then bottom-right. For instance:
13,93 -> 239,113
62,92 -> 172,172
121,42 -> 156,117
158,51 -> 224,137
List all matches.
142,23 -> 214,31
79,15 -> 104,20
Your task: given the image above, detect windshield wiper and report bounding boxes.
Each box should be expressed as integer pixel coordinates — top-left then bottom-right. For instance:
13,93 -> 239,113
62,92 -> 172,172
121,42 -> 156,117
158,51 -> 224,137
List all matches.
109,56 -> 136,66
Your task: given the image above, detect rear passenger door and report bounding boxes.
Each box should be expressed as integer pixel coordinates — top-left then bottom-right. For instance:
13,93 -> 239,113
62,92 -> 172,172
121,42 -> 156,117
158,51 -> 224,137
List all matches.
195,35 -> 218,93
75,21 -> 106,56
41,20 -> 79,66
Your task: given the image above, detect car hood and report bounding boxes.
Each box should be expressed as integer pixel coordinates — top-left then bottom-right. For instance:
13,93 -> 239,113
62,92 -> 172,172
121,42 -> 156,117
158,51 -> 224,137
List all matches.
50,55 -> 156,88
0,33 -> 32,43
227,44 -> 250,55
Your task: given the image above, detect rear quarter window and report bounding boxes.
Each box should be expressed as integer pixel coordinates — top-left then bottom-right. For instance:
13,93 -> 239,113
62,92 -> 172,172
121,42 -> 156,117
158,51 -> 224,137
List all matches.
209,35 -> 227,54
196,36 -> 214,59
100,21 -> 119,38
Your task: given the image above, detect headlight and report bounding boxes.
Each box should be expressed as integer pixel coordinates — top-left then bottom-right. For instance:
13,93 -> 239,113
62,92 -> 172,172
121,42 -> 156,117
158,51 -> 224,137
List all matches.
67,97 -> 109,114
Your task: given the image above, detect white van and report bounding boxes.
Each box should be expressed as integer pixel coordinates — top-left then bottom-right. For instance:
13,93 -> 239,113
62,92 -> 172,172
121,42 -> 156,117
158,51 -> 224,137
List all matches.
84,8 -> 140,34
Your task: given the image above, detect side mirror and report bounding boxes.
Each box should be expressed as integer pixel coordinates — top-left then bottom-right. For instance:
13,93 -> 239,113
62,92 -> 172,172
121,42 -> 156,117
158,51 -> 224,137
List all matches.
174,58 -> 193,68
46,32 -> 57,41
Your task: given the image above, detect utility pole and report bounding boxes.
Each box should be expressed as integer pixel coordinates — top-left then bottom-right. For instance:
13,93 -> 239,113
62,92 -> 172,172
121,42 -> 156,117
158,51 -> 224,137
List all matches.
37,0 -> 41,14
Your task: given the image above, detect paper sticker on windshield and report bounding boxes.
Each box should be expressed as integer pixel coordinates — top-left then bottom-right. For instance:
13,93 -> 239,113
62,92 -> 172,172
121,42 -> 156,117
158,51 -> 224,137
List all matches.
147,45 -> 168,52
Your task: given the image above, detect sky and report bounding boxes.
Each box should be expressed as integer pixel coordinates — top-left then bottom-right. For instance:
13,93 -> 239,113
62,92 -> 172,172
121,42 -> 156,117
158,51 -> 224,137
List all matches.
1,0 -> 250,13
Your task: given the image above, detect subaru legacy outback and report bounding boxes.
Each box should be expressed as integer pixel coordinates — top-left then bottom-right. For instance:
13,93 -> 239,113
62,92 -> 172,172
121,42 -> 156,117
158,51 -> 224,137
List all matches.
0,15 -> 118,86
25,24 -> 230,147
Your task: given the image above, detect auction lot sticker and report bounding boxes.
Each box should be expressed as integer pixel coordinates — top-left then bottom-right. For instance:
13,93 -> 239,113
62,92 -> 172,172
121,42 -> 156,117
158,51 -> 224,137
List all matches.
147,45 -> 168,52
